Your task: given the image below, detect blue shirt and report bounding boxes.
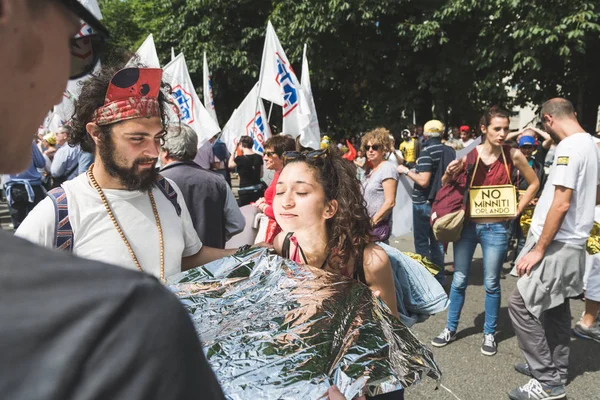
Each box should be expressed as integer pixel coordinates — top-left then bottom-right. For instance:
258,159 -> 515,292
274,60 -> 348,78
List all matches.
51,144 -> 81,180
5,142 -> 45,185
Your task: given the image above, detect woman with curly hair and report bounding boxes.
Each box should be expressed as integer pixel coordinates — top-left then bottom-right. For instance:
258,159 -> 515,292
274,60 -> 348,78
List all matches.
361,128 -> 399,243
272,148 -> 399,318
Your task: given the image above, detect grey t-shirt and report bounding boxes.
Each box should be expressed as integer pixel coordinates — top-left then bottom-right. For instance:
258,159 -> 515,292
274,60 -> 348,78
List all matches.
362,161 -> 399,221
0,231 -> 224,400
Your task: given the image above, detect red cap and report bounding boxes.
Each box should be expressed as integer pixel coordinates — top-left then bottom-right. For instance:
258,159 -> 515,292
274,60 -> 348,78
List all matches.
459,125 -> 470,133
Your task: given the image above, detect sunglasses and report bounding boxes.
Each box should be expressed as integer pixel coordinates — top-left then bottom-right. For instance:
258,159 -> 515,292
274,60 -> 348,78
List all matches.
58,0 -> 110,79
263,151 -> 277,157
282,149 -> 327,166
364,144 -> 381,151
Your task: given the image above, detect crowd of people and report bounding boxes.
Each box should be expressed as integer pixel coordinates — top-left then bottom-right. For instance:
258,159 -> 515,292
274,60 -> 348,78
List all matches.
1,2 -> 599,400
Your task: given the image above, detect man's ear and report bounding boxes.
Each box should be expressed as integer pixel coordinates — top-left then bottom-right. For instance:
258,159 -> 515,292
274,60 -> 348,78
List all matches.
86,122 -> 103,146
324,199 -> 338,220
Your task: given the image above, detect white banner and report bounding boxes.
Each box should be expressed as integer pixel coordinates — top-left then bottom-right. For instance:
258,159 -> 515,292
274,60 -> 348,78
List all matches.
132,34 -> 160,68
258,21 -> 311,139
203,51 -> 219,126
48,113 -> 66,134
299,44 -> 321,150
163,53 -> 221,146
391,176 -> 414,238
54,89 -> 76,124
221,82 -> 272,155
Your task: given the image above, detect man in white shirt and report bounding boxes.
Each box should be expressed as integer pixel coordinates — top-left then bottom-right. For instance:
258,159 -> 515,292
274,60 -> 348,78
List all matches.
507,98 -> 600,400
17,63 -> 246,282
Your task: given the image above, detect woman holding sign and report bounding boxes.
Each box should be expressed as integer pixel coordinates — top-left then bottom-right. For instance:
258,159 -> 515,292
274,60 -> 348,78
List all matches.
432,106 -> 539,356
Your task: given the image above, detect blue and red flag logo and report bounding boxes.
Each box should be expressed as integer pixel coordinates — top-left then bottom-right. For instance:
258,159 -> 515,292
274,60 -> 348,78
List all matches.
245,112 -> 267,154
172,85 -> 195,124
274,53 -> 298,117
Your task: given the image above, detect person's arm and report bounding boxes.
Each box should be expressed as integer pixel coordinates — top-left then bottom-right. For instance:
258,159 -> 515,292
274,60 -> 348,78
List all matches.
370,178 -> 397,226
506,130 -> 521,141
223,187 -> 245,241
50,148 -> 67,177
516,185 -> 572,276
182,246 -> 238,271
363,243 -> 399,318
78,151 -> 94,175
354,158 -> 365,168
15,197 -> 56,247
529,127 -> 554,149
441,157 -> 466,185
511,148 -> 540,215
31,142 -> 46,169
228,151 -> 238,169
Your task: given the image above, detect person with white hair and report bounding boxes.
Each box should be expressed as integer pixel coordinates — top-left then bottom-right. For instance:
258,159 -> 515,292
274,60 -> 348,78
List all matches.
159,123 -> 245,248
397,120 -> 446,281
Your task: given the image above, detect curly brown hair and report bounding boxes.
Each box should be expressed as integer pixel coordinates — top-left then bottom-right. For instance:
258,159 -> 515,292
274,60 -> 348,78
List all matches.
69,52 -> 175,153
360,127 -> 393,153
285,147 -> 373,268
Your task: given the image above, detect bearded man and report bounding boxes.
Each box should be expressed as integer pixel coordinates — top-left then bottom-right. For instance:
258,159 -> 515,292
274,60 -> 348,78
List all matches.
17,63 -> 245,282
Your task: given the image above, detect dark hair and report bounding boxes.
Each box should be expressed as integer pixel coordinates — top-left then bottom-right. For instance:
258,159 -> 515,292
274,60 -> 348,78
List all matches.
284,147 -> 372,268
264,135 -> 296,157
70,52 -> 174,153
481,105 -> 510,128
540,98 -> 576,120
239,136 -> 254,149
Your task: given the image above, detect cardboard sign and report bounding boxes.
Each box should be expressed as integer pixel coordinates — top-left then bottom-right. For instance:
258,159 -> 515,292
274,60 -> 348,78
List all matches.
469,184 -> 517,218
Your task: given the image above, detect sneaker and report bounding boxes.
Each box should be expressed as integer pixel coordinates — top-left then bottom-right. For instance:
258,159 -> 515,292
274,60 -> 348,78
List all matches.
514,362 -> 568,385
431,328 -> 457,347
573,320 -> 600,343
508,379 -> 566,400
481,333 -> 497,356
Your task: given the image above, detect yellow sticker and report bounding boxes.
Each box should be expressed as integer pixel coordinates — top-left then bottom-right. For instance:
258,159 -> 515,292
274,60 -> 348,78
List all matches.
557,156 -> 569,166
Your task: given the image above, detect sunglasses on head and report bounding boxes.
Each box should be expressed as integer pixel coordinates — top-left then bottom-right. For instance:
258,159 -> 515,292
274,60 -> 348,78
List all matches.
58,0 -> 110,79
282,149 -> 327,166
365,144 -> 381,151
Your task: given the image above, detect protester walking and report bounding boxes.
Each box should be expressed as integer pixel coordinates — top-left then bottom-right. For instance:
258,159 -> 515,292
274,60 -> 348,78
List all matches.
229,136 -> 265,206
361,128 -> 399,243
508,99 -> 600,400
432,106 -> 539,356
397,119 -> 446,277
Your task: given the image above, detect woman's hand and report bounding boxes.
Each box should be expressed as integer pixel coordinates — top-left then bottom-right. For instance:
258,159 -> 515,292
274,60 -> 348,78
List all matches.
446,159 -> 462,176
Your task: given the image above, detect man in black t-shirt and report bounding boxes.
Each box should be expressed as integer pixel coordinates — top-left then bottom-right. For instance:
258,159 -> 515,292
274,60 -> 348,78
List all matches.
229,135 -> 265,206
0,2 -> 223,399
397,120 -> 446,282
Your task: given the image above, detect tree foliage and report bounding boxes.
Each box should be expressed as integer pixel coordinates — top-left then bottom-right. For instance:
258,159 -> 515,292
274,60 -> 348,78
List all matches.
98,0 -> 600,136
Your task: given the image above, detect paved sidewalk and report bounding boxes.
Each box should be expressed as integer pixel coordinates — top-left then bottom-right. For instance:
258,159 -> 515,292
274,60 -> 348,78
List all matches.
390,235 -> 600,400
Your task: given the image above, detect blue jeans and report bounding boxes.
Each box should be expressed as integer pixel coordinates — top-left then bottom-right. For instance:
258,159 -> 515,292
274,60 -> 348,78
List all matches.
413,202 -> 445,271
446,221 -> 509,335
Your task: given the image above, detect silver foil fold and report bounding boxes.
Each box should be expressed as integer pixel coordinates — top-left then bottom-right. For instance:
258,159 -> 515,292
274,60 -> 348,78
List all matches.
168,248 -> 441,399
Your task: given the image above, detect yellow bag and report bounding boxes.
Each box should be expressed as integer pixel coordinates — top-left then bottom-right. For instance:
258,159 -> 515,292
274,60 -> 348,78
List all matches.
469,148 -> 516,218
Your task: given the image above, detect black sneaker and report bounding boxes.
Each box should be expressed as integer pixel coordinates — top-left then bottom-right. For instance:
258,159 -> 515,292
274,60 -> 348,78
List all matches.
508,379 -> 566,399
573,320 -> 600,343
431,327 -> 457,347
481,333 -> 497,356
514,363 -> 567,385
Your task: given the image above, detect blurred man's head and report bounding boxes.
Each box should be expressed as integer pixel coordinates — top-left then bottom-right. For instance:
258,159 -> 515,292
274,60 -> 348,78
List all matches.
540,98 -> 580,142
518,135 -> 535,159
161,123 -> 198,165
55,125 -> 72,147
459,125 -> 471,142
0,0 -> 107,173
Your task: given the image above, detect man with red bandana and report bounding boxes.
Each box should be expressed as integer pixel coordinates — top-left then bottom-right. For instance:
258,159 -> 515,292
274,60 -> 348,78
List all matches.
17,64 -> 243,281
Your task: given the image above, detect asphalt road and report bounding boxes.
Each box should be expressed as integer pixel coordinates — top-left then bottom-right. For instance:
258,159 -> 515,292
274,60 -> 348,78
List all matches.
390,235 -> 600,400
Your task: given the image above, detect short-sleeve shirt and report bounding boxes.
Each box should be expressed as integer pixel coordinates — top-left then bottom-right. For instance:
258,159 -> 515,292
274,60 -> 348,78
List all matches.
234,154 -> 263,188
16,174 -> 202,278
362,162 -> 399,219
529,132 -> 600,245
412,138 -> 444,204
400,139 -> 418,163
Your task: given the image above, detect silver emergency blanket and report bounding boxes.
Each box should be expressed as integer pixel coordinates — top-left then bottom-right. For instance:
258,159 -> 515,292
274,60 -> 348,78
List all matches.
168,248 -> 441,399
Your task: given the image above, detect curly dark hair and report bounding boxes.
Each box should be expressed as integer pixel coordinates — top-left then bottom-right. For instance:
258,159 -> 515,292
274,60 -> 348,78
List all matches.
285,147 -> 373,269
69,52 -> 174,153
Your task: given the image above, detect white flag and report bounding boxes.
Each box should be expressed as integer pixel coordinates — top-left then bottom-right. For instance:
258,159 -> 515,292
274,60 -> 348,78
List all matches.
221,82 -> 272,155
299,44 -> 321,150
258,21 -> 310,139
54,89 -> 77,123
203,51 -> 219,126
163,53 -> 221,146
48,113 -> 66,134
171,47 -> 176,62
132,34 -> 160,68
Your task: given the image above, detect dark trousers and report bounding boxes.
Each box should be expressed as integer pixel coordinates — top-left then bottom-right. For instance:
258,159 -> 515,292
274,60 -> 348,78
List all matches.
238,187 -> 264,207
508,289 -> 570,385
8,184 -> 46,230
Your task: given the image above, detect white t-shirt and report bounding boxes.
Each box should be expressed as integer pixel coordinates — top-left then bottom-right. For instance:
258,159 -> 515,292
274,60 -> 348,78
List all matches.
529,132 -> 600,245
16,174 -> 202,278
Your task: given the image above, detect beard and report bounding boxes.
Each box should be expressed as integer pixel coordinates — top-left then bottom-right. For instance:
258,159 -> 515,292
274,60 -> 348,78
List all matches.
98,135 -> 158,192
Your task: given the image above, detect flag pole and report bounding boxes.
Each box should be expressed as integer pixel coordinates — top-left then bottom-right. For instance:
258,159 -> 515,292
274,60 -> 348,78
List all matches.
267,101 -> 274,122
253,22 -> 270,141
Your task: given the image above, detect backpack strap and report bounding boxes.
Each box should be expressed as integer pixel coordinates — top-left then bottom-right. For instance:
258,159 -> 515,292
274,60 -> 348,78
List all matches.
48,187 -> 74,252
154,175 -> 182,217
